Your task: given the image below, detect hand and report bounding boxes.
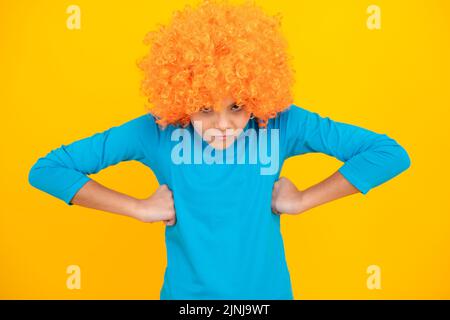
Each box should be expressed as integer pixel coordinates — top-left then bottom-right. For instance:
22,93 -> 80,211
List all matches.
134,184 -> 177,226
271,176 -> 304,215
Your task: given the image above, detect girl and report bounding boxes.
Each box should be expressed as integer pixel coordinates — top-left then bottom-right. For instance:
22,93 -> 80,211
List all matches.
28,0 -> 411,299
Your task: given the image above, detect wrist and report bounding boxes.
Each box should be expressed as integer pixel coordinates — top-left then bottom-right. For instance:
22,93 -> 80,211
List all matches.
294,189 -> 310,214
130,198 -> 145,221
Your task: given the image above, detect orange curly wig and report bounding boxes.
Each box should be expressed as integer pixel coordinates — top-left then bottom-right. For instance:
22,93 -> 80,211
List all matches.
137,0 -> 296,128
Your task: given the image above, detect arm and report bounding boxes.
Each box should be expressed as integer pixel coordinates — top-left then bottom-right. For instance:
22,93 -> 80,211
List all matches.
72,179 -> 176,225
28,114 -> 176,225
271,171 -> 359,215
71,179 -> 141,219
272,105 -> 411,214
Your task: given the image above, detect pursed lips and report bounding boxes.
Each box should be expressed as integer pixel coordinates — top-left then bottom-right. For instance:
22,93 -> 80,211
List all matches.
213,134 -> 234,140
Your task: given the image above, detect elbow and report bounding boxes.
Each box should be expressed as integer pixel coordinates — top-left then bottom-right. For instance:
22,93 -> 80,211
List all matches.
28,157 -> 51,192
28,151 -> 59,191
373,136 -> 411,179
396,145 -> 411,173
378,134 -> 411,174
28,160 -> 43,190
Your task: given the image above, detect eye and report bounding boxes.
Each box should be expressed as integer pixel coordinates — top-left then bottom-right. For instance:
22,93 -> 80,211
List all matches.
230,104 -> 242,112
200,106 -> 213,113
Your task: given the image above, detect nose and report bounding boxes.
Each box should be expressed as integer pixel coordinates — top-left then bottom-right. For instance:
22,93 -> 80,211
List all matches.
214,109 -> 232,132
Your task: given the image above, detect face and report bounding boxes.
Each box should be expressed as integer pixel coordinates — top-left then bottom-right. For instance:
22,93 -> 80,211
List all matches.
190,97 -> 252,150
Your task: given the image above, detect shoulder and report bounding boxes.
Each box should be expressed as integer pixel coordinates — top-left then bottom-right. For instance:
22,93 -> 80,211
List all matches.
120,112 -> 175,139
107,113 -> 175,160
279,104 -> 311,121
266,104 -> 310,131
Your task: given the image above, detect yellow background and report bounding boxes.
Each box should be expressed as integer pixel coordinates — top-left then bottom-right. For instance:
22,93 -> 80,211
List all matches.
1,0 -> 449,299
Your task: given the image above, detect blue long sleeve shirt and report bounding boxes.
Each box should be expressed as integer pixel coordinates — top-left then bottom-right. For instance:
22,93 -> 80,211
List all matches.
28,104 -> 411,299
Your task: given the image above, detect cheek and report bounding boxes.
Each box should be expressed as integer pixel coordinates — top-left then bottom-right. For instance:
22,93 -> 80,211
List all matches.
190,115 -> 203,127
191,117 -> 212,134
233,113 -> 251,129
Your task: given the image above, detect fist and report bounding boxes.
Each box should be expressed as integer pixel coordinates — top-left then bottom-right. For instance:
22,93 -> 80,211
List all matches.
135,184 -> 177,226
271,176 -> 303,215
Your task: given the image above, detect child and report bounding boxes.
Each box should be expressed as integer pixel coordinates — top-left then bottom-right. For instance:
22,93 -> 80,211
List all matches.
28,0 -> 411,299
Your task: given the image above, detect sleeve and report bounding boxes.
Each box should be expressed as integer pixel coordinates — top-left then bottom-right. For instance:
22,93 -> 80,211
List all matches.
281,104 -> 411,195
28,113 -> 162,205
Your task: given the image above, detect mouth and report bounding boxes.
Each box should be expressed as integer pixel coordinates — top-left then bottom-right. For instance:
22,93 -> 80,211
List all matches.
213,135 -> 234,141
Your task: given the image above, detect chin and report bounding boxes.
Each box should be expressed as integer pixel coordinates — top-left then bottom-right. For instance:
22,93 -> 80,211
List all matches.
210,137 -> 235,150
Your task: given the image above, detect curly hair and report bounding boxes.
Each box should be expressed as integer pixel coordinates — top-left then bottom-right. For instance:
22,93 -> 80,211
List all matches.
137,0 -> 296,128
